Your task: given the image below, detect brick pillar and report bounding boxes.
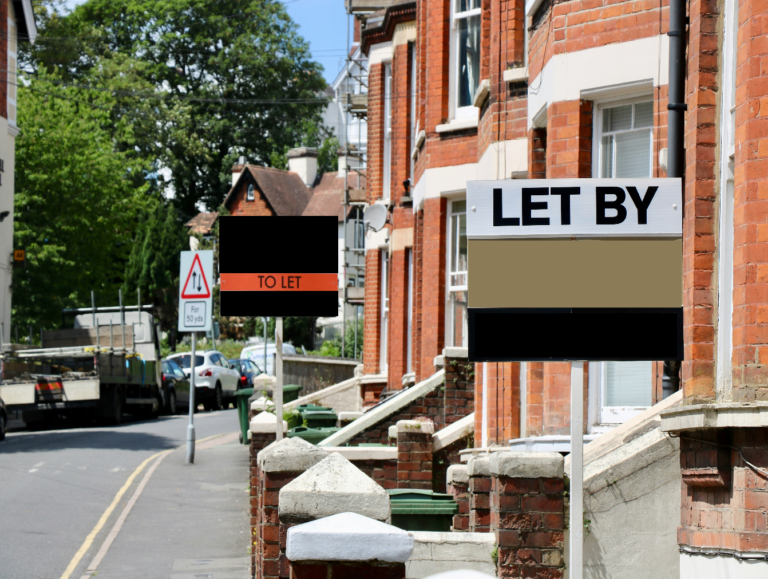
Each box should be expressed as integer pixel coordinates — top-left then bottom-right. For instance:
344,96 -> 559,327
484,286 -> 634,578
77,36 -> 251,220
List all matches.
396,419 -> 434,490
490,452 -> 566,578
364,249 -> 383,375
468,455 -> 492,532
254,439 -> 329,579
419,197 -> 447,380
286,513 -> 412,579
249,413 -> 287,577
447,464 -> 469,532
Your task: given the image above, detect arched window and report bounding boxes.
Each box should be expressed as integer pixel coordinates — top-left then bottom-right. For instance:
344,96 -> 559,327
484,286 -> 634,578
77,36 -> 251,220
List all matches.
247,184 -> 255,201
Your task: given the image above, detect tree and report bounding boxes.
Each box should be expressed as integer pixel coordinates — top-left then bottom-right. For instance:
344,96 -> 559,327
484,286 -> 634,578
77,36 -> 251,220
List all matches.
122,200 -> 188,340
13,70 -> 151,330
23,0 -> 330,220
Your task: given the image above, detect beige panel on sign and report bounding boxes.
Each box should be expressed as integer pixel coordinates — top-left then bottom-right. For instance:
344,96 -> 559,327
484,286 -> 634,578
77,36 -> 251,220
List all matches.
468,238 -> 682,308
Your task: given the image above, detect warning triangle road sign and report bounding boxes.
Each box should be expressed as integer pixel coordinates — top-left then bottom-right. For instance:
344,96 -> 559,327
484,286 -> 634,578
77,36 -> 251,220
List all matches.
181,253 -> 211,299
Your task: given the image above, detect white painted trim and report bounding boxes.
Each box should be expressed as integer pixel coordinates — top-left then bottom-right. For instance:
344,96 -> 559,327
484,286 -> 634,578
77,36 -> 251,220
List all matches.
532,103 -> 548,129
528,35 -> 669,128
433,412 -> 474,452
473,79 -> 490,107
365,227 -> 389,252
481,363 -> 488,448
681,549 -> 768,578
20,0 -> 36,44
393,21 -> 416,47
369,41 -> 394,66
580,78 -> 654,100
436,116 -> 479,133
661,401 -> 768,432
519,362 -> 527,438
320,370 -> 445,447
503,67 -> 529,83
7,124 -> 20,137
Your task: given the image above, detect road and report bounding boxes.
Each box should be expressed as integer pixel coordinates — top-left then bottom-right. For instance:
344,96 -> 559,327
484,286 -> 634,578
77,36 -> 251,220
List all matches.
0,409 -> 250,579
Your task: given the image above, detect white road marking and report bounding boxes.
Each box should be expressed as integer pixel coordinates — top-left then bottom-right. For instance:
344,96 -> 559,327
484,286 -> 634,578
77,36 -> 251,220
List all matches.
109,467 -> 124,473
33,462 -> 45,467
29,469 -> 38,473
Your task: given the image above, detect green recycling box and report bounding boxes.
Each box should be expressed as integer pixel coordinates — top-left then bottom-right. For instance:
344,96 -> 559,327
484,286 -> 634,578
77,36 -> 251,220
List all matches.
234,387 -> 254,445
387,489 -> 459,532
287,426 -> 340,445
296,404 -> 338,428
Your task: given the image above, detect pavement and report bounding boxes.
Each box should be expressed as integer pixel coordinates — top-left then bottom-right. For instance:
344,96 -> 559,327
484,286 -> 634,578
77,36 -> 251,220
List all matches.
0,409 -> 250,579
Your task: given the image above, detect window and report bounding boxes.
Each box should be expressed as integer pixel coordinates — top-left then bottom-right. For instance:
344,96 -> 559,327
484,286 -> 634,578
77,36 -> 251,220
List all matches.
380,249 -> 389,372
406,248 -> 414,373
596,100 -> 653,178
354,210 -> 366,250
452,0 -> 481,119
447,200 -> 468,347
247,184 -> 255,201
600,361 -> 653,424
383,63 -> 392,199
409,42 -> 417,180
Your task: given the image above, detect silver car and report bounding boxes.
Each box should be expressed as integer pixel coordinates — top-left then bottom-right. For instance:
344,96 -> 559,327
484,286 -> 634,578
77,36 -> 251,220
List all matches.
167,350 -> 240,411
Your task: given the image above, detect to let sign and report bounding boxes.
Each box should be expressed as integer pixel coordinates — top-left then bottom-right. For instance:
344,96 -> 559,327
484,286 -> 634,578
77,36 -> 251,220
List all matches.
219,216 -> 338,317
467,178 -> 684,362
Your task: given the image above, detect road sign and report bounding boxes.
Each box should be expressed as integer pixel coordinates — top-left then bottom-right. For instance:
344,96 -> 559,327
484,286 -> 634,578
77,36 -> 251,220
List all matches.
218,216 -> 338,317
13,249 -> 24,268
178,250 -> 213,332
467,178 -> 683,362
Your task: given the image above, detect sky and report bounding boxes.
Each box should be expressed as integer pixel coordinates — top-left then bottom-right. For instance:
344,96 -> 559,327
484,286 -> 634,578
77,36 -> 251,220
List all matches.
64,0 -> 351,85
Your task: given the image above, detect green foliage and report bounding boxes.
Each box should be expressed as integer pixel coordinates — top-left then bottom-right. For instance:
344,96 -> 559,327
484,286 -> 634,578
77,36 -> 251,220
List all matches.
161,338 -> 248,361
312,318 -> 364,359
490,545 -> 499,565
24,0 -> 330,219
13,68 -> 151,330
317,135 -> 340,177
122,200 -> 187,337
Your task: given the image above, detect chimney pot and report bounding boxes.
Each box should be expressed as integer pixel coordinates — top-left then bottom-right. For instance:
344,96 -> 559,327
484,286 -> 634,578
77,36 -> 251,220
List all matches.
287,147 -> 319,187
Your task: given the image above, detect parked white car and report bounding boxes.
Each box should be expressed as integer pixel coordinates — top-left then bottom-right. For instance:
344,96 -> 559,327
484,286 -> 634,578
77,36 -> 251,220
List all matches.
166,350 -> 240,411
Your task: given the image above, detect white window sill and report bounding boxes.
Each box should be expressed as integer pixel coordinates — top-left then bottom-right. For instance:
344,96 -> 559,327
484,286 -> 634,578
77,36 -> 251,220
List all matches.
503,67 -> 528,83
436,116 -> 479,134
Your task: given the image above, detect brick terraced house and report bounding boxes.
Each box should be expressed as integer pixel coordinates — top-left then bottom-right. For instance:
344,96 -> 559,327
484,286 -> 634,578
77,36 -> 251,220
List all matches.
352,0 -> 768,576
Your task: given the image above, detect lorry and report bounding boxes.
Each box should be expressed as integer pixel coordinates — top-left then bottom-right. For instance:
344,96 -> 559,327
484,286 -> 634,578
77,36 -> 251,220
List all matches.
0,305 -> 163,428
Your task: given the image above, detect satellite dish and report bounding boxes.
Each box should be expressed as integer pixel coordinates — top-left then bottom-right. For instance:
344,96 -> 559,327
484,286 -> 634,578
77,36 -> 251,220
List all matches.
363,203 -> 388,232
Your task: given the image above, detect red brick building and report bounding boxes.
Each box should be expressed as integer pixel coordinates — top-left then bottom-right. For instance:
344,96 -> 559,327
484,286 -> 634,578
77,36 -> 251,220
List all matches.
357,0 -> 768,573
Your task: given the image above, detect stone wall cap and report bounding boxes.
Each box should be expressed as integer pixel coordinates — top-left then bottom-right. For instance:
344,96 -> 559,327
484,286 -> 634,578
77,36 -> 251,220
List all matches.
397,419 -> 435,435
388,425 -> 398,439
250,411 -> 287,434
338,411 -> 364,421
250,397 -> 272,412
279,453 -> 391,522
286,512 -> 413,563
287,146 -> 318,158
490,452 -> 564,479
467,455 -> 491,477
423,571 -> 495,579
447,464 -> 469,485
442,347 -> 468,360
258,437 -> 329,472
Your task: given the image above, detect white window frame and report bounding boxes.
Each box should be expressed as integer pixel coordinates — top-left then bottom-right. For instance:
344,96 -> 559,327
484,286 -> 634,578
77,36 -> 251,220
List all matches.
592,94 -> 655,179
247,184 -> 255,201
383,63 -> 392,200
446,197 -> 468,348
409,41 -> 417,180
380,249 -> 389,372
587,362 -> 654,432
449,0 -> 482,120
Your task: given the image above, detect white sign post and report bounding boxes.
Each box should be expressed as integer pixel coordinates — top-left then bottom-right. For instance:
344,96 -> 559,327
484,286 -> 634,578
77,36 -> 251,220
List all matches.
178,250 -> 214,465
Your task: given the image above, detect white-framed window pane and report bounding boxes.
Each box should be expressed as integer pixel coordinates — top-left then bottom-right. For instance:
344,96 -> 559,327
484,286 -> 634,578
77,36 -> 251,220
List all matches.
604,361 -> 652,407
634,102 -> 653,127
448,200 -> 468,348
456,0 -> 481,10
456,16 -> 480,109
600,136 -> 614,178
603,105 -> 632,132
615,131 -> 651,177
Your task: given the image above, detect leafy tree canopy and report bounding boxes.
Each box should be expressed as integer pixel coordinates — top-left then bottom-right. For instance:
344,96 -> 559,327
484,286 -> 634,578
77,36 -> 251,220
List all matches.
23,0 -> 330,219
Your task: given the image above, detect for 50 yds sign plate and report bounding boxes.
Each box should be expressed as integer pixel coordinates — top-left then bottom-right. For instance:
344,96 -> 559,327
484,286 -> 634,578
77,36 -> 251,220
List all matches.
218,216 -> 338,317
466,178 -> 683,362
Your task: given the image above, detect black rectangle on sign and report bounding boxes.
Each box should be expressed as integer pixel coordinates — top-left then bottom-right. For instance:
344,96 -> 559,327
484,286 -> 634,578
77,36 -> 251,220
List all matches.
220,291 -> 338,318
468,308 -> 683,361
219,216 -> 337,274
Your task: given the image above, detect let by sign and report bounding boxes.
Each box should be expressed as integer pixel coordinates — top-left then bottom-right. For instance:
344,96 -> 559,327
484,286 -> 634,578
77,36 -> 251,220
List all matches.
467,178 -> 683,362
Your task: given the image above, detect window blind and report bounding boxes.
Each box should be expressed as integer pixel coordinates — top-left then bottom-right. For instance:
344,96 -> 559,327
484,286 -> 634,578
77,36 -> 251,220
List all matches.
604,361 -> 652,407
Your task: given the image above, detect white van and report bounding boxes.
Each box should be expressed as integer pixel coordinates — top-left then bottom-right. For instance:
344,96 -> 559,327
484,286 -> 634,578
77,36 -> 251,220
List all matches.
240,342 -> 297,376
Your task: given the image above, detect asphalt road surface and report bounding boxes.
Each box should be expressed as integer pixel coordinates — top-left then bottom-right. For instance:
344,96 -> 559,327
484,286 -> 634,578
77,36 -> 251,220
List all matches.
0,409 -> 250,579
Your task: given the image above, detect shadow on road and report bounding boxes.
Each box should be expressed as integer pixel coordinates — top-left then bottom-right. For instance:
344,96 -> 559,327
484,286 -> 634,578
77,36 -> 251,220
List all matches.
0,420 -> 180,454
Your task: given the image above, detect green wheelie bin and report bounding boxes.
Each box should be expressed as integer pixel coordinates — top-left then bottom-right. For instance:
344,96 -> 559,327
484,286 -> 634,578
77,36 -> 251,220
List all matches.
287,425 -> 340,445
387,489 -> 459,532
234,387 -> 254,444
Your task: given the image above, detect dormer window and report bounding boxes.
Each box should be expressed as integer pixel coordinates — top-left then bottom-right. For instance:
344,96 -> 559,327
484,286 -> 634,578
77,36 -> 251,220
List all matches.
247,184 -> 255,201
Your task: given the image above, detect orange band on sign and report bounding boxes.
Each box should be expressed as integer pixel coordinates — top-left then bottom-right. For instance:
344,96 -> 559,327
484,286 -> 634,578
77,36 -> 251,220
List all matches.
220,273 -> 338,292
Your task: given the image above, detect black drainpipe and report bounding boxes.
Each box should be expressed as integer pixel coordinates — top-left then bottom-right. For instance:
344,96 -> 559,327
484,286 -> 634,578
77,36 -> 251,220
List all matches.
663,0 -> 687,399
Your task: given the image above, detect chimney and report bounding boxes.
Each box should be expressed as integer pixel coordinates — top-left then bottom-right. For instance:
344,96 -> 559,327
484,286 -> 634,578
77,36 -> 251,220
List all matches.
287,147 -> 318,187
232,156 -> 246,187
337,147 -> 347,177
